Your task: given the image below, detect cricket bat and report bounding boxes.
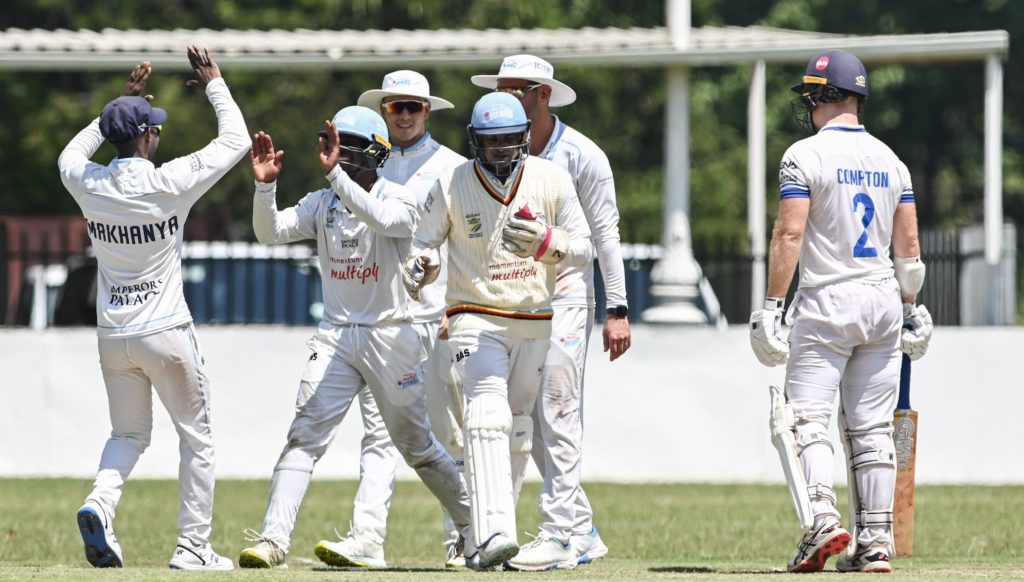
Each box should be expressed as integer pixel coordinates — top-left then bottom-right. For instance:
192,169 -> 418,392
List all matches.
893,353 -> 918,557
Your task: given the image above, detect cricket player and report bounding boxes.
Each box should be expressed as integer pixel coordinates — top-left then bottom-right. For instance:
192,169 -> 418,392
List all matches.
57,47 -> 249,570
749,49 -> 933,573
404,91 -> 594,570
237,106 -> 472,569
472,54 -> 630,571
318,70 -> 468,568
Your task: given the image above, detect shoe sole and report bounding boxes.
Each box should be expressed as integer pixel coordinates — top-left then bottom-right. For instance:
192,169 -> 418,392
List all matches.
789,531 -> 852,573
506,558 -> 577,571
77,507 -> 122,568
314,543 -> 387,569
238,550 -> 286,569
168,562 -> 234,571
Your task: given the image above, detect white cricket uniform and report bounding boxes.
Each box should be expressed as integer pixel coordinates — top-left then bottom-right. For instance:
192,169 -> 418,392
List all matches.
57,78 -> 250,544
349,133 -> 467,543
779,123 -> 915,548
251,165 -> 469,552
530,116 -> 627,543
414,156 -> 593,548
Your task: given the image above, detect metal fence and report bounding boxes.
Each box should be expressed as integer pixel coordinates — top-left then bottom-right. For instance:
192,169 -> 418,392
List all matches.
0,219 -> 1016,328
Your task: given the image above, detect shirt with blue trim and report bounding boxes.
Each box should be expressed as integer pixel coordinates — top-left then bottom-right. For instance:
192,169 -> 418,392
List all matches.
778,123 -> 915,288
58,78 -> 250,339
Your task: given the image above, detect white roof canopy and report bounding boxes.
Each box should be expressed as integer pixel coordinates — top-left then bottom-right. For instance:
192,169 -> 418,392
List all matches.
0,26 -> 1009,70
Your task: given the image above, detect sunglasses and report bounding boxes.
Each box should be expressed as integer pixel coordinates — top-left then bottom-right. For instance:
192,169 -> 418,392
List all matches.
140,124 -> 162,136
495,84 -> 543,99
382,101 -> 427,114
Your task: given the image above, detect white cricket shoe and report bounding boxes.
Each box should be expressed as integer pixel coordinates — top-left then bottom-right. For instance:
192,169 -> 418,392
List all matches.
788,517 -> 852,573
506,533 -> 577,571
465,533 -> 519,571
836,543 -> 893,573
314,526 -> 387,569
571,526 -> 609,565
238,530 -> 287,569
168,537 -> 234,570
444,533 -> 467,568
76,499 -> 123,568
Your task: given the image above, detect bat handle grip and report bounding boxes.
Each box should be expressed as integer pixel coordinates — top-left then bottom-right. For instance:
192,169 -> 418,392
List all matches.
896,353 -> 912,410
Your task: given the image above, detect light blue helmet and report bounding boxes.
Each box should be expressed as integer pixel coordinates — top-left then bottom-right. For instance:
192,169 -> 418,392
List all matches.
467,92 -> 531,180
326,106 -> 391,176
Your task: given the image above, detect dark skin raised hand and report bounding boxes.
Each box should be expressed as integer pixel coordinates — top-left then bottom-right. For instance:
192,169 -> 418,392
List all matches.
185,45 -> 222,89
319,120 -> 340,174
249,131 -> 285,183
122,61 -> 154,101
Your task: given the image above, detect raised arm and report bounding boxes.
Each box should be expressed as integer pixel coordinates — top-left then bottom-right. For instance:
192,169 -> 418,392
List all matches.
58,61 -> 155,197
156,46 -> 250,203
251,131 -> 318,244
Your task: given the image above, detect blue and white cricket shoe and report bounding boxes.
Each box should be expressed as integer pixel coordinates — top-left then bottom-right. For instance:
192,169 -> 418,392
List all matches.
77,499 -> 123,568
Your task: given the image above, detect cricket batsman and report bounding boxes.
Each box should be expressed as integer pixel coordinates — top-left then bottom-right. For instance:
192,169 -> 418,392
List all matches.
750,49 -> 933,573
404,92 -> 593,570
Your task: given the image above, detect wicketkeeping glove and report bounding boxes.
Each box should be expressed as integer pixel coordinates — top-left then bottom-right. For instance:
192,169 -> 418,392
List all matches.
402,249 -> 440,301
501,204 -> 569,265
749,298 -> 789,367
900,303 -> 933,361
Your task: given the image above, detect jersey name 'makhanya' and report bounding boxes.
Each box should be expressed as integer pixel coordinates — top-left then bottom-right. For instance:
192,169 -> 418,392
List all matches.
86,216 -> 180,245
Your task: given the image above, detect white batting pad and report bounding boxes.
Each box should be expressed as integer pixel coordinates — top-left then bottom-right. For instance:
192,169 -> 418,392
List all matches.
464,393 -> 516,544
769,384 -> 814,532
509,414 -> 533,504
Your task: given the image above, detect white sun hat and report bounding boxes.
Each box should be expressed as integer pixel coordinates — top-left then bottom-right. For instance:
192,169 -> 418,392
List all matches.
358,70 -> 454,110
470,54 -> 577,107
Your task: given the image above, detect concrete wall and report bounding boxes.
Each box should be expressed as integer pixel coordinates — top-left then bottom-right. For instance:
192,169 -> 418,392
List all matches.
2,325 -> 1022,484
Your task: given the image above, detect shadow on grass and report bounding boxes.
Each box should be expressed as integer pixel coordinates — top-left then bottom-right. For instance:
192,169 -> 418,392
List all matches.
650,566 -> 783,575
649,566 -> 717,573
312,566 -> 451,573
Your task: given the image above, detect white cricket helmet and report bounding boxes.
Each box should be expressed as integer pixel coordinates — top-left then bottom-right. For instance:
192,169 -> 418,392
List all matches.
466,92 -> 531,181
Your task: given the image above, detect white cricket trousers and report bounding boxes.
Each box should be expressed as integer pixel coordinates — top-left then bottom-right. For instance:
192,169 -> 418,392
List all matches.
449,329 -> 548,546
785,278 -> 902,548
350,322 -> 444,544
531,306 -> 595,543
91,323 -> 217,544
258,322 -> 470,552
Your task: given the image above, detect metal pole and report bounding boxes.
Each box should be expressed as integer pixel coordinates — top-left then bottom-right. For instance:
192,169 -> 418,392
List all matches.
984,54 -> 1004,324
748,59 -> 767,312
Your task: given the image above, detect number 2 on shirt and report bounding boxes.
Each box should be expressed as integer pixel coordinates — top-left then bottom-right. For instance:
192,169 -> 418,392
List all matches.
852,192 -> 878,258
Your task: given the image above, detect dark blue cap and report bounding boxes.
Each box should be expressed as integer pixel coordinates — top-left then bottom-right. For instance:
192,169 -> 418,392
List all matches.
99,96 -> 168,143
791,49 -> 868,98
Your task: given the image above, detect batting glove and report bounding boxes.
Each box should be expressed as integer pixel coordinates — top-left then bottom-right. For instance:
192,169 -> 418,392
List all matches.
900,303 -> 933,361
750,297 -> 789,367
501,205 -> 569,265
402,249 -> 440,301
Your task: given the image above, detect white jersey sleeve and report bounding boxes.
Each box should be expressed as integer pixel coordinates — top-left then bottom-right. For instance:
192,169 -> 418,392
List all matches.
57,78 -> 250,339
325,165 -> 417,238
412,176 -> 453,253
252,180 -> 322,244
553,170 -> 594,268
541,120 -> 627,309
780,124 -> 911,288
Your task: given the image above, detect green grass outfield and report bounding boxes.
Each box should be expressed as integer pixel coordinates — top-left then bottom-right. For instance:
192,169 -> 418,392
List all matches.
1,479 -> 1022,580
